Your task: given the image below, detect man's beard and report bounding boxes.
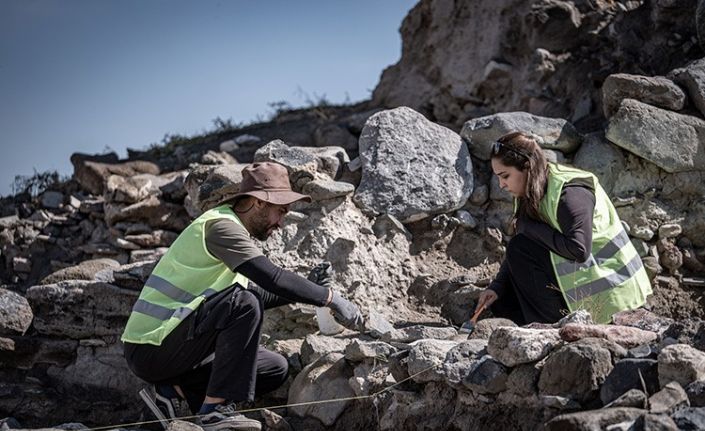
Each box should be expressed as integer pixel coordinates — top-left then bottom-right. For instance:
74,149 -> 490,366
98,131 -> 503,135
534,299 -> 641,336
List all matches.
250,207 -> 278,241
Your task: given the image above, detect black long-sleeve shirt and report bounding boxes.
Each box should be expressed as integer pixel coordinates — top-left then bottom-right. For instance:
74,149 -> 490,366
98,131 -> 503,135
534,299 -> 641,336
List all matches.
205,219 -> 329,307
489,181 -> 596,297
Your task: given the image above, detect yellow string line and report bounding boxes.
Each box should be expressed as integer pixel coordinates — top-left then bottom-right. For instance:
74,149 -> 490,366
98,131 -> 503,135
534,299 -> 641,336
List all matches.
85,362 -> 441,431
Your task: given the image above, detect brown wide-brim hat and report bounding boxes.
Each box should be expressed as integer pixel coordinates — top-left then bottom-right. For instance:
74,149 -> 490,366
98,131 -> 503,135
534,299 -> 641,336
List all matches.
231,162 -> 311,205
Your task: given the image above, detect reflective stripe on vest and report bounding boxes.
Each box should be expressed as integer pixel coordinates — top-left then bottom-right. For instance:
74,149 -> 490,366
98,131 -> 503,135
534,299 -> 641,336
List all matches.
554,229 -> 631,277
563,252 -> 644,303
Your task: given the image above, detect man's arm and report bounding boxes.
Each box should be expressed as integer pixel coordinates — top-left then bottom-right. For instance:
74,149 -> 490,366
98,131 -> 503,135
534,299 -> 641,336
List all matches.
205,218 -> 329,306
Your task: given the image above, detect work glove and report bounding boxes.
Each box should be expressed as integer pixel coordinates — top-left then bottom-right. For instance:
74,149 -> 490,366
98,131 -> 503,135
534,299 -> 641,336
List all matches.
328,291 -> 364,330
307,261 -> 334,288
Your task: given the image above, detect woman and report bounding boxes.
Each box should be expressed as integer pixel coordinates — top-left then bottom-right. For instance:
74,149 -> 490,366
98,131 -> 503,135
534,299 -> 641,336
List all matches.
476,131 -> 652,324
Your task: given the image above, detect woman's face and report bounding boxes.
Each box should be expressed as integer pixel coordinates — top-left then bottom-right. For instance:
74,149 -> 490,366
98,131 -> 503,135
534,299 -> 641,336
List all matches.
491,158 -> 528,198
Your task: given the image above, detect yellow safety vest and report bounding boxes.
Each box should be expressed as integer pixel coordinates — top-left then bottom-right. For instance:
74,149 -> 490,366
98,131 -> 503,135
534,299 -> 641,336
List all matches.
121,205 -> 250,345
534,163 -> 652,323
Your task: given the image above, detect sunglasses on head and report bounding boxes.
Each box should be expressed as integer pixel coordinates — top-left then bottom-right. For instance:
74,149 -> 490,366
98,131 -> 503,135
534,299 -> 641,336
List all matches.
491,140 -> 531,159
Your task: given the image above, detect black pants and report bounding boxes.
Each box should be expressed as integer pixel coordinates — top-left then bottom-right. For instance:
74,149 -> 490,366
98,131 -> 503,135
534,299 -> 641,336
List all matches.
491,234 -> 568,325
124,285 -> 288,413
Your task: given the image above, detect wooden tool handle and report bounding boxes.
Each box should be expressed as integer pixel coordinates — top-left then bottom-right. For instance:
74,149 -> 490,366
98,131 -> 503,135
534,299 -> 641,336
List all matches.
470,302 -> 487,324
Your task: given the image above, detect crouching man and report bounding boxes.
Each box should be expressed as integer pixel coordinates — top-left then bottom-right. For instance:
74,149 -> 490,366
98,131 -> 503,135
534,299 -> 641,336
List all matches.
121,162 -> 363,431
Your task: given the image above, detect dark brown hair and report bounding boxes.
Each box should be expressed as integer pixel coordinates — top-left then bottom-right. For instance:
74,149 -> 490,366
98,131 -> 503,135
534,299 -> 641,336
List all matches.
491,131 -> 549,222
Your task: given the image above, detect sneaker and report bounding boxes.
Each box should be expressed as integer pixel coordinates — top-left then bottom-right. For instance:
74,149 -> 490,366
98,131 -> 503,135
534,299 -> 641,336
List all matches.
199,403 -> 262,431
139,386 -> 188,429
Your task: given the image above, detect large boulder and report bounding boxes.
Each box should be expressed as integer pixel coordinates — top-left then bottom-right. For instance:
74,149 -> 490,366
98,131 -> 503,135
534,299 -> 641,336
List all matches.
40,258 -> 121,285
658,344 -> 705,388
25,280 -> 138,338
538,342 -> 614,402
487,327 -> 561,367
670,57 -> 705,118
572,132 -> 626,195
602,73 -> 685,117
353,107 -> 473,223
288,352 -> 354,426
606,98 -> 705,173
183,163 -> 247,214
71,157 -> 159,196
461,111 -> 582,160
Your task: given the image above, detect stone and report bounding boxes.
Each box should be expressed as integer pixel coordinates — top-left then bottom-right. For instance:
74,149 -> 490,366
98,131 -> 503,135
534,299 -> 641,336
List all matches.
461,111 -> 582,160
658,344 -> 705,388
183,163 -> 247,213
260,408 -> 293,431
299,334 -> 351,366
166,420 -> 203,431
463,355 -> 509,394
70,157 -> 159,195
363,311 -> 395,338
381,325 -> 458,344
301,178 -> 355,201
606,99 -> 705,173
454,210 -> 477,229
12,257 -> 31,273
123,230 -> 179,248
40,258 -> 120,285
40,191 -> 64,209
643,257 -> 663,279
604,389 -> 648,409
670,58 -> 705,118
407,339 -> 458,383
659,224 -> 682,239
538,342 -> 614,403
200,150 -> 238,165
0,288 -> 33,335
506,362 -> 541,396
544,408 -> 645,431
291,145 -> 350,179
288,353 -> 355,427
487,327 -> 562,367
559,324 -> 658,348
344,340 -> 396,362
354,107 -> 473,223
649,381 -> 689,415
686,380 -> 705,407
254,140 -> 319,190
632,413 -> 678,431
672,407 -> 705,430
104,195 -> 189,231
104,173 -> 173,204
573,133 -> 626,195
441,339 -> 487,384
600,359 -> 659,405
25,280 -> 138,338
553,310 -> 595,328
602,73 -> 685,118
468,318 -> 517,341
632,238 -> 650,257
572,337 -> 628,362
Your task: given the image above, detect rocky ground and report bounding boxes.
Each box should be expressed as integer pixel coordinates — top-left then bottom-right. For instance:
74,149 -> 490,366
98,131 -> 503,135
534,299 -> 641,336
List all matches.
3,0 -> 705,430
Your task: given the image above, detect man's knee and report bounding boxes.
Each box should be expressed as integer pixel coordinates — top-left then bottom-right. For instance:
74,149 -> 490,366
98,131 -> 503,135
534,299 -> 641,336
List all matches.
234,289 -> 263,318
269,353 -> 289,382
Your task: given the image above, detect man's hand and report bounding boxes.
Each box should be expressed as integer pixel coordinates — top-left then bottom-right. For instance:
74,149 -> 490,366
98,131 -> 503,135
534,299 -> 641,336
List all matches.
307,261 -> 334,288
477,289 -> 498,311
328,291 -> 364,330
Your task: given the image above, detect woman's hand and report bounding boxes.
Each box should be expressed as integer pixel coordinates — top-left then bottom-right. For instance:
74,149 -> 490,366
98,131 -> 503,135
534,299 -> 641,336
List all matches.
477,289 -> 498,310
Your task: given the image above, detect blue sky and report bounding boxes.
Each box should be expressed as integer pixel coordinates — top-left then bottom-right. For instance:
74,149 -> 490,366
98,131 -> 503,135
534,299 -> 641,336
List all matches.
0,0 -> 416,197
